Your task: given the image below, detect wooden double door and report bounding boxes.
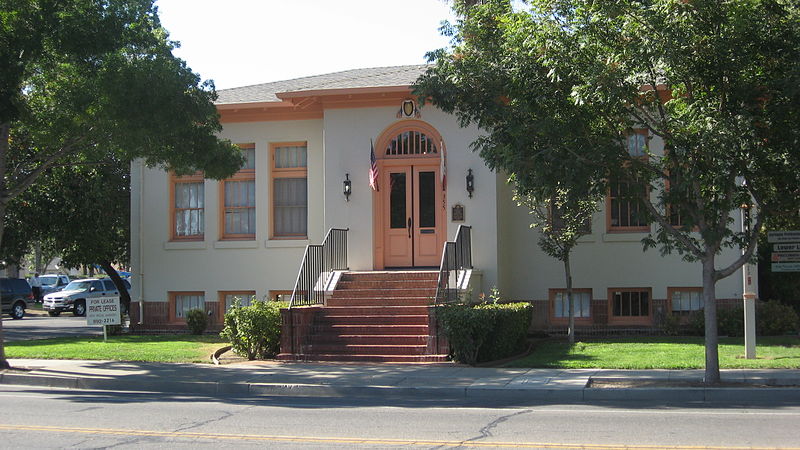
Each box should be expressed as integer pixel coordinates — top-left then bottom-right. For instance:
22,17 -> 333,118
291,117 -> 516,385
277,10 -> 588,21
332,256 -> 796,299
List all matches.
381,162 -> 444,268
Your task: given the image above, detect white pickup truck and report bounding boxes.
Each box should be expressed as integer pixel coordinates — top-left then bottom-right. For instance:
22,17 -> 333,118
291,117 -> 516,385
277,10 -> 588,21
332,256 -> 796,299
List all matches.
43,278 -> 130,317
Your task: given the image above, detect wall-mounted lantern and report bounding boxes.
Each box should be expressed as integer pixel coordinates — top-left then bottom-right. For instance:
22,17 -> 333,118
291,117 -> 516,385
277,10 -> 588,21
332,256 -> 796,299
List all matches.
343,173 -> 352,201
466,169 -> 474,198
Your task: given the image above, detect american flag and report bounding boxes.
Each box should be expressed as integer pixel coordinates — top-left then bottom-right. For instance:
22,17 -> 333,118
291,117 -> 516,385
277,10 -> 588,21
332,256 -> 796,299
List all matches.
369,139 -> 379,191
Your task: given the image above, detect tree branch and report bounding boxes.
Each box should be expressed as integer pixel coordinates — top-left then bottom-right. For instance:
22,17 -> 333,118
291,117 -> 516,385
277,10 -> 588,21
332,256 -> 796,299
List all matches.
641,193 -> 704,257
715,207 -> 763,281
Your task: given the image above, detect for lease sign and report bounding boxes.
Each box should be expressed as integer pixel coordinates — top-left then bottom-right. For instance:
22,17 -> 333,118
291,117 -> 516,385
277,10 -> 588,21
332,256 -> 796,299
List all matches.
86,296 -> 121,326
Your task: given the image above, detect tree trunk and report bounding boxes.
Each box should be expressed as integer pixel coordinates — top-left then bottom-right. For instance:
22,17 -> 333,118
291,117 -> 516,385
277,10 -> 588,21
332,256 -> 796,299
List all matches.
100,260 -> 131,314
702,254 -> 720,384
565,254 -> 575,345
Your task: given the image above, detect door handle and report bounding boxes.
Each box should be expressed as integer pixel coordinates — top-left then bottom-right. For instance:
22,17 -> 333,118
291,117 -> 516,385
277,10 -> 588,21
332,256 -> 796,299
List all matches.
407,217 -> 412,239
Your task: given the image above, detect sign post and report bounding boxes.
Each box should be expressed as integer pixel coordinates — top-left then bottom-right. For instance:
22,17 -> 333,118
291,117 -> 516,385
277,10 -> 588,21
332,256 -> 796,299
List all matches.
86,296 -> 121,343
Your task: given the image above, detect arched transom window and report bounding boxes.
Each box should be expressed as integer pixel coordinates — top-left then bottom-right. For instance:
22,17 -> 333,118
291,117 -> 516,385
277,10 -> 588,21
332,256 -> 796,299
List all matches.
385,130 -> 438,157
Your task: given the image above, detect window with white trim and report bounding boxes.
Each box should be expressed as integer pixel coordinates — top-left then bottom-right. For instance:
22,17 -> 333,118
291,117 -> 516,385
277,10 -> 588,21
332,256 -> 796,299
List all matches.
174,293 -> 204,319
670,288 -> 704,314
552,290 -> 591,318
173,177 -> 205,239
223,293 -> 254,312
271,143 -> 308,238
222,144 -> 256,239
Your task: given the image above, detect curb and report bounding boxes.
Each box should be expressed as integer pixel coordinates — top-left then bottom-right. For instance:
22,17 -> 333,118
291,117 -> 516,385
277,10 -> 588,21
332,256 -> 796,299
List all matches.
2,372 -> 800,403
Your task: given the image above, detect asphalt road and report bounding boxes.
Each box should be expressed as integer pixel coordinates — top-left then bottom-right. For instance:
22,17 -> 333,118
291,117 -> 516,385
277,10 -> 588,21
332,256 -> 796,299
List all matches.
2,313 -> 102,342
0,385 -> 798,449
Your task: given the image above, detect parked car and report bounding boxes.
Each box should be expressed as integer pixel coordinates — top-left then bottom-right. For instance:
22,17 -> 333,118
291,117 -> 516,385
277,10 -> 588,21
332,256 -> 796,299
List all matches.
1,278 -> 34,319
39,274 -> 71,298
43,278 -> 130,317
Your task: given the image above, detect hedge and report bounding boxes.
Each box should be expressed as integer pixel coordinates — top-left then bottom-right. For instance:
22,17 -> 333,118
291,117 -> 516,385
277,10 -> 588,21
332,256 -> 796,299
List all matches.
436,302 -> 531,365
220,299 -> 288,360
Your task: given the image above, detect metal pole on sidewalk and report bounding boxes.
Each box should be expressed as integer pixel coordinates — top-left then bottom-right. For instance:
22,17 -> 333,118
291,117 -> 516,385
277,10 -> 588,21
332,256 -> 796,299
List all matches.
741,205 -> 756,359
103,325 -> 108,343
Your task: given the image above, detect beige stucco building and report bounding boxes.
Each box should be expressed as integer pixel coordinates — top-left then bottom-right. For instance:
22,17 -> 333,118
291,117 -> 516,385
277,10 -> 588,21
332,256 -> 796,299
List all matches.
129,65 -> 750,333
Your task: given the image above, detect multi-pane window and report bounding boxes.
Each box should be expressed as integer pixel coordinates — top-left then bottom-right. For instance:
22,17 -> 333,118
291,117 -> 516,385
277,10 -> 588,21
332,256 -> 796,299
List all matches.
173,293 -> 205,320
552,290 -> 592,319
271,142 -> 308,238
670,288 -> 703,314
608,180 -> 649,231
221,291 -> 255,314
172,175 -> 204,240
611,289 -> 650,317
627,132 -> 647,157
222,144 -> 256,239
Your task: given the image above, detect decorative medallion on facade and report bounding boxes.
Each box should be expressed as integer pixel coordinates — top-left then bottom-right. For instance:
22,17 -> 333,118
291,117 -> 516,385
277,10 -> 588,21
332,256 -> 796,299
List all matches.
397,99 -> 421,119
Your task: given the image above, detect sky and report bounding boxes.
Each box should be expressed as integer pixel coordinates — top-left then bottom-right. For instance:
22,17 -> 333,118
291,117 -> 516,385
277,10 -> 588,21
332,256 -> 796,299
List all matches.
155,0 -> 458,90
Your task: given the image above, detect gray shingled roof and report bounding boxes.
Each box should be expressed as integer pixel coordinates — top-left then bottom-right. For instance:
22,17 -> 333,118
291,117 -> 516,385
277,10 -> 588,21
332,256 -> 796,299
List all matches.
216,65 -> 428,105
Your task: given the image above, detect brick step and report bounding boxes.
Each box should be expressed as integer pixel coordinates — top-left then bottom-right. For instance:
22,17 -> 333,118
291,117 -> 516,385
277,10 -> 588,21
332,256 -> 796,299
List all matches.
309,334 -> 429,346
276,353 -> 450,363
320,306 -> 430,316
319,324 -> 430,335
329,288 -> 437,298
340,271 -> 438,282
319,315 -> 429,326
326,297 -> 433,307
304,344 -> 429,355
335,281 -> 438,291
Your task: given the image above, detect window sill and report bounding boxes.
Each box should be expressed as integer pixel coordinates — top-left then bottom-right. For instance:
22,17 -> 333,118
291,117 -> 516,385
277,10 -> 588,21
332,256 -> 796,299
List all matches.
164,241 -> 207,250
214,240 -> 259,249
602,232 -> 649,243
265,239 -> 310,249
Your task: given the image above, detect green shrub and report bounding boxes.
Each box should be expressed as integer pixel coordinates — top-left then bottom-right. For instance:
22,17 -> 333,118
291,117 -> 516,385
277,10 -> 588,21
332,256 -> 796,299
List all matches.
437,302 -> 531,365
686,302 -> 800,337
661,313 -> 681,336
186,308 -> 208,335
689,307 -> 744,336
758,300 -> 800,336
220,299 -> 287,360
718,306 -> 744,336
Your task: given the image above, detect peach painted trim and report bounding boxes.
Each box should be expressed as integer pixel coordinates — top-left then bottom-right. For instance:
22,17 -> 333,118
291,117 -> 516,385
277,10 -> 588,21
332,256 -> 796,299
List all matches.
269,142 -> 308,240
218,290 -> 256,320
549,288 -> 593,324
219,144 -> 256,241
217,90 -> 413,123
169,172 -> 205,242
371,159 -> 446,269
607,287 -> 653,326
168,291 -> 205,324
371,121 -> 448,266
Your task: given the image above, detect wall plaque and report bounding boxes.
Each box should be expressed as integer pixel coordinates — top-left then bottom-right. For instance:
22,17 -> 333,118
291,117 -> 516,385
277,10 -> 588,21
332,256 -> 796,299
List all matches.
451,203 -> 465,222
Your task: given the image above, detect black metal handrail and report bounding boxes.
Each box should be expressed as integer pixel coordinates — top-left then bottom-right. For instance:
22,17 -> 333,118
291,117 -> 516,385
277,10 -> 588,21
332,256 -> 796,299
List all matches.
289,228 -> 349,308
435,225 -> 472,304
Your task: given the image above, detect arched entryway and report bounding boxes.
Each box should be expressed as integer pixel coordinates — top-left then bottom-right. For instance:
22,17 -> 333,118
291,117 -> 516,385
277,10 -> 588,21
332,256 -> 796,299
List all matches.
372,120 -> 446,269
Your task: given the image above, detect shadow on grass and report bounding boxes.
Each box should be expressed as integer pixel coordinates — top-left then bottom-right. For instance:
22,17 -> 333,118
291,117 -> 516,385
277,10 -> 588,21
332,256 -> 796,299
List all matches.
503,336 -> 800,369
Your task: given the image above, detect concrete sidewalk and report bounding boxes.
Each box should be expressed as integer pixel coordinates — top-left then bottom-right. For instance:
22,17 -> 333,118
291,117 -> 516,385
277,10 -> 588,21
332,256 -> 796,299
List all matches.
3,358 -> 800,403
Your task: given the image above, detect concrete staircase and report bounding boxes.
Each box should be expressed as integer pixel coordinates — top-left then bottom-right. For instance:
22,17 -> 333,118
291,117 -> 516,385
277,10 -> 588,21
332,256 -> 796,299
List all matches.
280,271 -> 449,363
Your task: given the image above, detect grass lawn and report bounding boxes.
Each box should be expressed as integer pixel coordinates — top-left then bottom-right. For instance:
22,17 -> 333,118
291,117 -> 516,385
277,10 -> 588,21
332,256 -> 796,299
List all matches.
5,334 -> 227,363
506,336 -> 800,369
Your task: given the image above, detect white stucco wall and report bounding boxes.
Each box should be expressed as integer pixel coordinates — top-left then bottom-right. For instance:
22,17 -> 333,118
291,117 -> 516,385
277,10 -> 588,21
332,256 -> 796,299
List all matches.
134,119 -> 324,306
495,133 -> 750,303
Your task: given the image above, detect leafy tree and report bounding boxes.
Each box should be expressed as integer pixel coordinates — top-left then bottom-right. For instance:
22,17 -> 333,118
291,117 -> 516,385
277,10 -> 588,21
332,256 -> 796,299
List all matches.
515,186 -> 599,344
416,0 -> 800,383
0,0 -> 244,369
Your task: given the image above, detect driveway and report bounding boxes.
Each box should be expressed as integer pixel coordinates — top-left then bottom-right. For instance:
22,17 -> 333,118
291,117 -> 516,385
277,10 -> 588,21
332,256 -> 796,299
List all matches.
2,311 -> 102,342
